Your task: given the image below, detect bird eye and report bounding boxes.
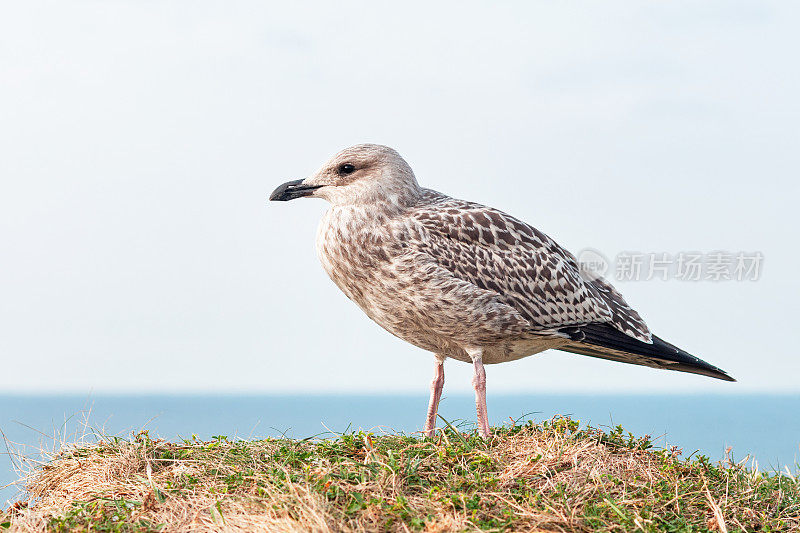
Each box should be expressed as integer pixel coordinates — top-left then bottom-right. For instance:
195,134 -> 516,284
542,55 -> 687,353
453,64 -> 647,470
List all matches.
339,163 -> 356,175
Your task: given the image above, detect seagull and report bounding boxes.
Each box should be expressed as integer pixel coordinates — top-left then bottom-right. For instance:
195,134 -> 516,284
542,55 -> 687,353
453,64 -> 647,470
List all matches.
270,144 -> 734,438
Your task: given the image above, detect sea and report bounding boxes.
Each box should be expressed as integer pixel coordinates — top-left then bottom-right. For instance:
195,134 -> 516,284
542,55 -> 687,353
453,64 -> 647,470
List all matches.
1,393 -> 798,504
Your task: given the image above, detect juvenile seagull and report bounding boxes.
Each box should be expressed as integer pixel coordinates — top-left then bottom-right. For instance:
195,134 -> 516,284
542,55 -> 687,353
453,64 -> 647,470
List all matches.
270,144 -> 734,437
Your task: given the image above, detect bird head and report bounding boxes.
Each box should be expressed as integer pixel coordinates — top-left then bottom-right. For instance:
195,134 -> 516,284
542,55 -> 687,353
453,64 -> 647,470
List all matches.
270,144 -> 421,207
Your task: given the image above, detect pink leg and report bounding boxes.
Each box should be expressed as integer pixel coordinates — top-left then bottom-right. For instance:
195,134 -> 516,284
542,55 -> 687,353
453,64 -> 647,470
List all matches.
470,351 -> 491,438
423,359 -> 445,437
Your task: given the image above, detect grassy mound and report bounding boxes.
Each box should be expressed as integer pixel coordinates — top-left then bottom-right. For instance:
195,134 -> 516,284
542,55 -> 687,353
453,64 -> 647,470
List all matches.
3,417 -> 799,532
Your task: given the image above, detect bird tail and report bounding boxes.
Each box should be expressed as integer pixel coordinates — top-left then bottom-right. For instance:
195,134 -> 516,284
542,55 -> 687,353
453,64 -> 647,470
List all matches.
557,323 -> 735,382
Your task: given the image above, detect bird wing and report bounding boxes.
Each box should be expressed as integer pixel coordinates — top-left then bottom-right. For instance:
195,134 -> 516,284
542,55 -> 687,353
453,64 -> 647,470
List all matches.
557,322 -> 734,381
406,191 -> 652,342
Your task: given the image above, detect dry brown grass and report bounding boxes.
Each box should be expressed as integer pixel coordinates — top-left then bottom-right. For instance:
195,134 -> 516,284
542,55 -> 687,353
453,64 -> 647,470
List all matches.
2,418 -> 799,532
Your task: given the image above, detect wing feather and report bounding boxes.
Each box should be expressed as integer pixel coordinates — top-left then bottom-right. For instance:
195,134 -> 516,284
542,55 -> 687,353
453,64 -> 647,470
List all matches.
406,190 -> 652,342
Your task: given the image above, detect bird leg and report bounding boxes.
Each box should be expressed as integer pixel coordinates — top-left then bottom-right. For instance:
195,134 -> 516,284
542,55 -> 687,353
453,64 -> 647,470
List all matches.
424,358 -> 445,437
469,349 -> 491,438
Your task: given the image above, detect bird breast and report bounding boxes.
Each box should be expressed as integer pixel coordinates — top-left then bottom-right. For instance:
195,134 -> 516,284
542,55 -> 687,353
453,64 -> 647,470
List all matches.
315,206 -> 396,311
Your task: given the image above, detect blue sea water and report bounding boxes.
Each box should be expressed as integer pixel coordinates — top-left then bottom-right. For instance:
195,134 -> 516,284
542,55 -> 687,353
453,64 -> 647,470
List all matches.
1,394 -> 798,504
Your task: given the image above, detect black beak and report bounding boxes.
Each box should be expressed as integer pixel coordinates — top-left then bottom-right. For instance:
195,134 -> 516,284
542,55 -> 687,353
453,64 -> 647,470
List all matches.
269,179 -> 322,202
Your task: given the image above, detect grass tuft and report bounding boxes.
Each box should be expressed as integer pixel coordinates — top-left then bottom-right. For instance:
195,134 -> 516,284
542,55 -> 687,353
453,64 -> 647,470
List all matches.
2,417 -> 799,531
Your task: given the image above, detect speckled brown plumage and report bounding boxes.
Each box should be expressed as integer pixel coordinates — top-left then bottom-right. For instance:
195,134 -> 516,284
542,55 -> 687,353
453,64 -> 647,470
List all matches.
270,144 -> 734,437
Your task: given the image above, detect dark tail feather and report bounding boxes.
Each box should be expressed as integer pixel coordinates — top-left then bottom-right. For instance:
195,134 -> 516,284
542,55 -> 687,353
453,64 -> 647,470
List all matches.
558,323 -> 735,382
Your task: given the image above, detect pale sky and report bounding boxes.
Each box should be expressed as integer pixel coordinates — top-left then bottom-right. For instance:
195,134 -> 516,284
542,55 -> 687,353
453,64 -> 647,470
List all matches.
1,1 -> 798,393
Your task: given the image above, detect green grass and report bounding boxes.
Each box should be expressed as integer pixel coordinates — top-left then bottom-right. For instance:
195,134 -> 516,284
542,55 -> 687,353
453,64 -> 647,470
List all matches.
4,417 -> 799,531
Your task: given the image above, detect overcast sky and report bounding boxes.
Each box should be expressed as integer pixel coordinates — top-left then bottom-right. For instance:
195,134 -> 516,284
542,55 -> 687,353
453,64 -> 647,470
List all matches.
1,1 -> 798,394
